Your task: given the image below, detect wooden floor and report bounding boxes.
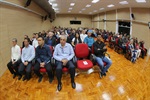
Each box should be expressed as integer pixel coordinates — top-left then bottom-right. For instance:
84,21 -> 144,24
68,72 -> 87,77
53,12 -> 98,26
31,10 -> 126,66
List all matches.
0,47 -> 150,100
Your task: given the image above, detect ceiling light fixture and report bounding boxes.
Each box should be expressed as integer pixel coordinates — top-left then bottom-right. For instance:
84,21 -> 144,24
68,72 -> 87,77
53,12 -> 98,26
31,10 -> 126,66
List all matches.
135,0 -> 146,3
99,8 -> 104,10
119,1 -> 128,5
93,10 -> 97,12
82,8 -> 86,10
107,4 -> 114,8
70,3 -> 75,6
86,4 -> 91,7
69,8 -> 73,10
92,0 -> 99,3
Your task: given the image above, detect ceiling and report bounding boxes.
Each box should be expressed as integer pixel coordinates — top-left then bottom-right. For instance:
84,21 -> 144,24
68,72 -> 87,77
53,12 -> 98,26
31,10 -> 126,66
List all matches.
49,0 -> 150,15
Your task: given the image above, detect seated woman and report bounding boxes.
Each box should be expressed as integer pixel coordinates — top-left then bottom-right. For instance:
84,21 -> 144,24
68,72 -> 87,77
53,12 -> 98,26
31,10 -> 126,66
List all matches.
128,39 -> 138,63
71,32 -> 82,47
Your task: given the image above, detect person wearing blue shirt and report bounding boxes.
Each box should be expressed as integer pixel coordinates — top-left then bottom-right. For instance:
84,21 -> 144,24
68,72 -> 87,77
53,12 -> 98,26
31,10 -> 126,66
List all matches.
84,30 -> 95,48
34,37 -> 54,83
53,35 -> 76,91
18,38 -> 35,81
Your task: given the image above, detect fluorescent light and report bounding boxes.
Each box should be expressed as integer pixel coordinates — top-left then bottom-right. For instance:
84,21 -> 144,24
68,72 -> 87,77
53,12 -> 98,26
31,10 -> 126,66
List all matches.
56,11 -> 60,13
86,4 -> 91,7
92,0 -> 99,3
119,1 -> 128,5
93,10 -> 97,12
107,4 -> 114,8
82,8 -> 86,10
52,3 -> 58,7
54,8 -> 59,11
70,3 -> 75,6
68,11 -> 71,13
136,0 -> 146,3
49,0 -> 55,2
69,8 -> 73,10
99,8 -> 104,10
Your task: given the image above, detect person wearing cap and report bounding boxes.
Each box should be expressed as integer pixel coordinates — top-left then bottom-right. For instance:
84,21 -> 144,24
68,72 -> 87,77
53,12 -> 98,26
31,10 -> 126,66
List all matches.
7,38 -> 21,79
83,30 -> 95,48
93,34 -> 112,78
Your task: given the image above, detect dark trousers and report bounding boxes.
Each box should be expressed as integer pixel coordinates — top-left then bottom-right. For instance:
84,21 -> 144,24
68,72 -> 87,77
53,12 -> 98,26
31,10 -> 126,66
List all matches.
7,59 -> 21,75
34,61 -> 53,79
18,62 -> 32,80
56,60 -> 75,84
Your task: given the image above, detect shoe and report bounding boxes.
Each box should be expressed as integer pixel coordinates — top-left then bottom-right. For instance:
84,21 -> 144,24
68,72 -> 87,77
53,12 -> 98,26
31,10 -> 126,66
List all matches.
13,74 -> 16,79
106,70 -> 108,72
57,83 -> 62,91
18,75 -> 22,80
49,77 -> 54,83
38,75 -> 43,83
103,73 -> 106,76
71,82 -> 76,89
22,76 -> 27,81
99,72 -> 103,78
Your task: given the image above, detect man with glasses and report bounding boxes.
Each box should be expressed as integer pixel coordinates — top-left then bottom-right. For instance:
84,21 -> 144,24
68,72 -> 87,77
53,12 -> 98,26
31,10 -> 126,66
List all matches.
93,34 -> 112,78
53,35 -> 75,91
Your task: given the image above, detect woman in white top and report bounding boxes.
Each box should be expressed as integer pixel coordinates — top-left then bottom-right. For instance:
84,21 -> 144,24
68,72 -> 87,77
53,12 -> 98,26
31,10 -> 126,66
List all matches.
80,30 -> 87,42
71,31 -> 82,47
7,38 -> 21,78
32,33 -> 39,48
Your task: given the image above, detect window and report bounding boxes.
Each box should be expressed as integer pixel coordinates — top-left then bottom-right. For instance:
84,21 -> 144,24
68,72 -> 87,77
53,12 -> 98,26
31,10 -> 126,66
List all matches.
70,21 -> 81,25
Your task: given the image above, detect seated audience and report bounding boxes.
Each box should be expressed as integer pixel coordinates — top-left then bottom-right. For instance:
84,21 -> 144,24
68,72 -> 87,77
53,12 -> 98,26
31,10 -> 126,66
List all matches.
53,35 -> 76,91
18,38 -> 35,81
34,37 -> 54,83
93,34 -> 112,78
7,38 -> 21,79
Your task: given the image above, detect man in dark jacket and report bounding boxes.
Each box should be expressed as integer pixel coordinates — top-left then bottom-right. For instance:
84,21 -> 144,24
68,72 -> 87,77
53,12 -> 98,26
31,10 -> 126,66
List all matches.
93,34 -> 112,78
45,31 -> 57,47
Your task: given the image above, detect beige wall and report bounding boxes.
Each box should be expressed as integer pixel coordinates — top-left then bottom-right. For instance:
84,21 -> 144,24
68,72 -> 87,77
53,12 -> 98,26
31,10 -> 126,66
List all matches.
0,1 -> 52,77
92,8 -> 150,49
52,14 -> 92,29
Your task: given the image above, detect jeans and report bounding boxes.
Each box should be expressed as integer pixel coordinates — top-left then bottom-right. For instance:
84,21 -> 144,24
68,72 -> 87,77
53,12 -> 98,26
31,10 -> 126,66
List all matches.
96,56 -> 112,74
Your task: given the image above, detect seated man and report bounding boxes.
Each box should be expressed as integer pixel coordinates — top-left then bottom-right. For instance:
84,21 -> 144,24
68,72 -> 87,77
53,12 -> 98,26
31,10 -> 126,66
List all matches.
7,38 -> 21,78
53,35 -> 76,91
84,30 -> 95,48
45,31 -> 57,47
18,38 -> 35,81
34,37 -> 54,83
93,34 -> 112,78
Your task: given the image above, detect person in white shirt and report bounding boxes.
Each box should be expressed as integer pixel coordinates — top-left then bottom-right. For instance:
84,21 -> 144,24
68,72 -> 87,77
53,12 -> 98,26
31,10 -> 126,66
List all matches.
32,33 -> 39,48
18,38 -> 35,81
80,30 -> 87,42
7,38 -> 21,79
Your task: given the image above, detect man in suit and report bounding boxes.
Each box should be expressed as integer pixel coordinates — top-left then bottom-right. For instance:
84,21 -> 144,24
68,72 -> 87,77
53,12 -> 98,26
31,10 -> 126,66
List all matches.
34,36 -> 54,83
